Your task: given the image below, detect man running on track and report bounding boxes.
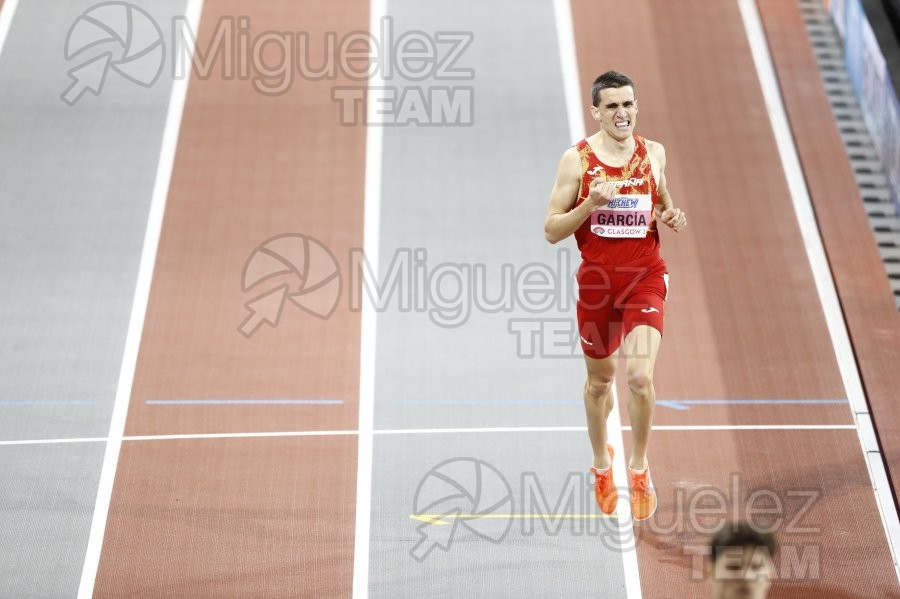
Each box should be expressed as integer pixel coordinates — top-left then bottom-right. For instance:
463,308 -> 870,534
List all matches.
544,71 -> 686,521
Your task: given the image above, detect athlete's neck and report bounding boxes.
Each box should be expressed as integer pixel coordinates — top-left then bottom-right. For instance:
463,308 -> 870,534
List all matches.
590,131 -> 635,165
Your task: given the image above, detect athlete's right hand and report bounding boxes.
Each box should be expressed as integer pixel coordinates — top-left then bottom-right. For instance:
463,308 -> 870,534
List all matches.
587,178 -> 616,209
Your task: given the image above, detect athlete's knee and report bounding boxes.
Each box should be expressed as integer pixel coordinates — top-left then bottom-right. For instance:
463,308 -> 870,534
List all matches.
584,373 -> 614,403
626,367 -> 653,399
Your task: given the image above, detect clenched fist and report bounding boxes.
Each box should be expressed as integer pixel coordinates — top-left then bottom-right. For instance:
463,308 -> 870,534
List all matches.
587,178 -> 616,209
660,208 -> 687,233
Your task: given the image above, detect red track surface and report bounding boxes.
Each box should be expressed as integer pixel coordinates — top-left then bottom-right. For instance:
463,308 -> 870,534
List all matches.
85,0 -> 899,596
758,0 -> 900,501
572,0 -> 897,596
94,0 -> 366,595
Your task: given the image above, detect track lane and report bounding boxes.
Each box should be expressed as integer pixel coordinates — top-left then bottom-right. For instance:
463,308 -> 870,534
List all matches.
93,0 -> 368,595
570,0 -> 897,595
123,0 -> 366,437
757,0 -> 900,503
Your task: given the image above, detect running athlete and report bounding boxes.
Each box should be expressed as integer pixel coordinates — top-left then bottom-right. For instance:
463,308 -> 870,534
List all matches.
544,71 -> 686,521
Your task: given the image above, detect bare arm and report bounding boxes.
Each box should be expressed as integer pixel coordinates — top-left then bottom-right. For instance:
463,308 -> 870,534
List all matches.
544,148 -> 617,244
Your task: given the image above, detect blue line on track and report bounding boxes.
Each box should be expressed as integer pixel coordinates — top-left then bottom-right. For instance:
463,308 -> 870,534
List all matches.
145,399 -> 345,405
390,399 -> 581,405
655,399 -> 847,411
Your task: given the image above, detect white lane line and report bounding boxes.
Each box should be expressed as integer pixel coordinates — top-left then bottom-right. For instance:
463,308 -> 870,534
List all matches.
0,437 -> 108,447
378,424 -> 856,433
738,0 -> 899,582
633,424 -> 857,431
75,1 -> 205,596
352,0 -> 386,596
0,0 -> 20,61
0,424 -> 862,447
553,0 -> 584,146
552,0 -> 642,596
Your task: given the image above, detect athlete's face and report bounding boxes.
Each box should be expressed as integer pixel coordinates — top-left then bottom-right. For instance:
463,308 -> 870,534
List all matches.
709,546 -> 775,599
591,86 -> 637,141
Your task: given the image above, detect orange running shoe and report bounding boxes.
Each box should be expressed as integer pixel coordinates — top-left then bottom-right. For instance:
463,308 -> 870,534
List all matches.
589,444 -> 618,515
628,466 -> 657,521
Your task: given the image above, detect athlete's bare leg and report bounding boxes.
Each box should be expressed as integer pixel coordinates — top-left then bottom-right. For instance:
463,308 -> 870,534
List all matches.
622,325 -> 662,470
583,351 -> 618,469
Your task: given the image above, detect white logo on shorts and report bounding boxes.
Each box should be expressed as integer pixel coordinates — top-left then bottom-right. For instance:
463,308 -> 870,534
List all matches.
580,336 -> 593,346
640,307 -> 659,314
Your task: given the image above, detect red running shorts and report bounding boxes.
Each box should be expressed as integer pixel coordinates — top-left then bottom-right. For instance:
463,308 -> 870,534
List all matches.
576,256 -> 668,359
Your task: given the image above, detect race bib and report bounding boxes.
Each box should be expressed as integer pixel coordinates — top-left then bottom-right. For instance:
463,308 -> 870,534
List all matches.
590,194 -> 652,238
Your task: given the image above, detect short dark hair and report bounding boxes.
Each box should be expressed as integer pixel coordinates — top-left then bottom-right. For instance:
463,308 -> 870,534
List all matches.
591,71 -> 635,107
710,521 -> 778,563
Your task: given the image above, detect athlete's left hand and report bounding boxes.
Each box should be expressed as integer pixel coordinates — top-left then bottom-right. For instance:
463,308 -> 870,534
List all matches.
661,208 -> 687,232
